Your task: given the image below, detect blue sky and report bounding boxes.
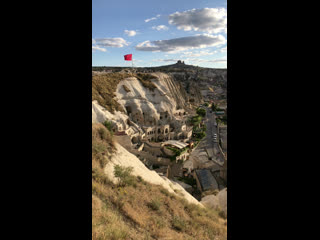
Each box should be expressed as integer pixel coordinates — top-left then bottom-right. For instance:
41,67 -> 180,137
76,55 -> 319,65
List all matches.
92,0 -> 227,68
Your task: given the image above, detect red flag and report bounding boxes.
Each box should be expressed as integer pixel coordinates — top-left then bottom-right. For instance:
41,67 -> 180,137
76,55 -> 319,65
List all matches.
124,54 -> 132,61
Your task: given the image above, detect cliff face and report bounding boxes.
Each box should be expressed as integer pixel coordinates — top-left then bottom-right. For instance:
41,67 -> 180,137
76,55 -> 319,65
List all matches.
114,72 -> 190,126
167,68 -> 227,104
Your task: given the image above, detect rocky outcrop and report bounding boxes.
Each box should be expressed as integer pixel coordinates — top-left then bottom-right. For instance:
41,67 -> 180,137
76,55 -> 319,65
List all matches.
104,142 -> 203,206
200,188 -> 227,215
115,73 -> 189,126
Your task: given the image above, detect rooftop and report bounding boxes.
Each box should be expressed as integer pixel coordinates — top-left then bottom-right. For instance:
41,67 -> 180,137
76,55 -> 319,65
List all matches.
163,140 -> 188,149
195,169 -> 218,191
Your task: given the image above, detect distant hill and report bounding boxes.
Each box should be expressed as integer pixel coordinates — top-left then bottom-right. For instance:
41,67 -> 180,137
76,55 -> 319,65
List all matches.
92,60 -> 226,72
92,60 -> 227,106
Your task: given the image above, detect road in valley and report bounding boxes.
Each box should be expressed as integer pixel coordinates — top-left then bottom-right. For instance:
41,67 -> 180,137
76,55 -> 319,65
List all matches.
183,106 -> 224,172
205,107 -> 224,165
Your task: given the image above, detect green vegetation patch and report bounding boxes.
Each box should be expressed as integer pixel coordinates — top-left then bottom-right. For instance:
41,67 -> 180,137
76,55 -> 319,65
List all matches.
103,120 -> 114,132
177,176 -> 196,186
191,115 -> 202,126
114,165 -> 137,187
172,216 -> 187,231
147,199 -> 161,211
196,108 -> 206,117
165,146 -> 189,156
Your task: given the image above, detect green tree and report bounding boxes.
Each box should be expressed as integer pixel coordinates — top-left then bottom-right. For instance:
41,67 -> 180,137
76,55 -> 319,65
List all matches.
113,165 -> 136,187
196,108 -> 206,117
211,103 -> 218,111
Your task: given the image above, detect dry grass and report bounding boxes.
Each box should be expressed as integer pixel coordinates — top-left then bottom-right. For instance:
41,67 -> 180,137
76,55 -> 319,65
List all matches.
135,73 -> 157,91
92,174 -> 227,240
92,72 -> 132,113
92,124 -> 227,240
92,72 -> 157,113
122,85 -> 131,92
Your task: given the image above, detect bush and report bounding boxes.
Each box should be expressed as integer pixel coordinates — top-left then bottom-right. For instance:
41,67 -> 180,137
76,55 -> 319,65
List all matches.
191,115 -> 202,125
177,176 -> 196,186
160,188 -> 170,196
113,165 -> 136,187
98,127 -> 110,140
172,216 -> 186,231
211,103 -> 218,111
103,120 -> 113,132
196,108 -> 206,117
148,199 -> 161,211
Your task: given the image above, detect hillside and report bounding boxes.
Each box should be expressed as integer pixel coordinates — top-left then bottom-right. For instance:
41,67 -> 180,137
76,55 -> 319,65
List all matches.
93,61 -> 227,103
92,123 -> 227,240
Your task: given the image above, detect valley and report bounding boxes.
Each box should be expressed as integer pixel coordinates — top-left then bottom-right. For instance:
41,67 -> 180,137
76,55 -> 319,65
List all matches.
92,61 -> 227,239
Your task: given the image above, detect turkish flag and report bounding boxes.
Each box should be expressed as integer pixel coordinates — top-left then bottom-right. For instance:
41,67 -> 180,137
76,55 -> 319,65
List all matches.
124,54 -> 132,61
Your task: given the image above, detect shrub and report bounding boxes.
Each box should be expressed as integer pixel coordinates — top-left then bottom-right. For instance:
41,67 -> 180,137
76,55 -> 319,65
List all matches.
172,216 -> 186,231
177,176 -> 196,186
191,115 -> 202,126
92,141 -> 106,155
103,120 -> 113,132
92,167 -> 111,184
160,188 -> 170,196
148,199 -> 161,211
211,103 -> 218,111
98,127 -> 110,140
113,165 -> 136,187
196,108 -> 206,117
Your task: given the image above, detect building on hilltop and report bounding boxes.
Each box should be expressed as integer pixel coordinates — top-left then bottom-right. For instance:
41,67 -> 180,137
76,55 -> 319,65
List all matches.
176,60 -> 185,65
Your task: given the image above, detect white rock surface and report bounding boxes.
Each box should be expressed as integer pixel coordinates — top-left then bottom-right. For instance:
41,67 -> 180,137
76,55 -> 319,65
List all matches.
92,100 -> 129,125
201,188 -> 227,214
104,142 -> 203,206
115,73 -> 187,124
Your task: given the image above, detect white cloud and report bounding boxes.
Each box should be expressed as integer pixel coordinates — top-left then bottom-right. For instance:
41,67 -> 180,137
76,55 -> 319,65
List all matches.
152,25 -> 169,31
186,57 -> 227,64
152,59 -> 179,62
92,45 -> 107,52
124,30 -> 137,37
95,38 -> 129,48
135,34 -> 226,52
92,39 -> 96,44
180,50 -> 217,57
220,46 -> 227,52
145,14 -> 161,22
169,8 -> 227,34
145,17 -> 156,22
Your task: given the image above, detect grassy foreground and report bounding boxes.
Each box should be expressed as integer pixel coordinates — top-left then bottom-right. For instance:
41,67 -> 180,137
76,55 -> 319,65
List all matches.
92,123 -> 227,240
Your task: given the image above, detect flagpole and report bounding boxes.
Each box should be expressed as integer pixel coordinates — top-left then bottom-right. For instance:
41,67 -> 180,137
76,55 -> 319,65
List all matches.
132,58 -> 134,74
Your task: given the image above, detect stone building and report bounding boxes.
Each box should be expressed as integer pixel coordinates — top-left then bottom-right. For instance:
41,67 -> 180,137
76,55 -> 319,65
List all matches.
194,169 -> 218,193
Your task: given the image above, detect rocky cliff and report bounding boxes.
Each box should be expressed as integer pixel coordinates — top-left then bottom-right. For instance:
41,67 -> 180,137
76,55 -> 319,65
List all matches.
92,72 -> 193,128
